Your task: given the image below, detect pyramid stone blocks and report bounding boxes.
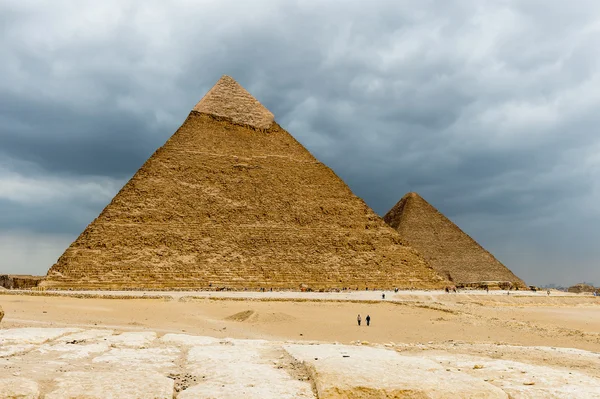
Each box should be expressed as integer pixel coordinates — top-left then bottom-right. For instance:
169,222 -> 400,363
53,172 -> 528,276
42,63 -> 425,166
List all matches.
384,192 -> 525,288
43,76 -> 447,290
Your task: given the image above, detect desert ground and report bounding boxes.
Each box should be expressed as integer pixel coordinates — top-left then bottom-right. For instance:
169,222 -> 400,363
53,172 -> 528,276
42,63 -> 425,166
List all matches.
1,290 -> 600,398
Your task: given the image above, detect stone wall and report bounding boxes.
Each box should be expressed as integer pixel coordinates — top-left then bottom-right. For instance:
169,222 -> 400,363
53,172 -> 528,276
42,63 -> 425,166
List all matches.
0,275 -> 44,289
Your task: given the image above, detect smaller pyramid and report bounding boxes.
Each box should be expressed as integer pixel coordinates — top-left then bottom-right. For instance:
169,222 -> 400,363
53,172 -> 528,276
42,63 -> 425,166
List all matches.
193,75 -> 274,129
384,192 -> 526,288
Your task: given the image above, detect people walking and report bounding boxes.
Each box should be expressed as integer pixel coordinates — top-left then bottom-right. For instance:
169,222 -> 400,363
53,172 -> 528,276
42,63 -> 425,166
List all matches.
366,314 -> 371,326
357,314 -> 361,326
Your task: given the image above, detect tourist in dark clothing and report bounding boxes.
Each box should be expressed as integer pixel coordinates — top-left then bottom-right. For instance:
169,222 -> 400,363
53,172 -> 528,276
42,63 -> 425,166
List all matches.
366,315 -> 371,326
357,314 -> 361,326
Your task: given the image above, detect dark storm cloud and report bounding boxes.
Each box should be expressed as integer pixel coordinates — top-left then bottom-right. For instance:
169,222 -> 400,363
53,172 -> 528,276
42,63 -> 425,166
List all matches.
0,91 -> 166,176
0,199 -> 93,234
1,0 -> 600,285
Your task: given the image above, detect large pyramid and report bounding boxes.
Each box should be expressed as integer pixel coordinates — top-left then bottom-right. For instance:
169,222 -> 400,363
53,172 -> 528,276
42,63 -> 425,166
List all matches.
43,76 -> 447,290
384,192 -> 526,288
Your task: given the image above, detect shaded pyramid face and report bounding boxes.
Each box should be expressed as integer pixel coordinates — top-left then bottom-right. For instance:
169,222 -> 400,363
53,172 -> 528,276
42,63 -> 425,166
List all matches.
44,76 -> 447,290
384,193 -> 526,288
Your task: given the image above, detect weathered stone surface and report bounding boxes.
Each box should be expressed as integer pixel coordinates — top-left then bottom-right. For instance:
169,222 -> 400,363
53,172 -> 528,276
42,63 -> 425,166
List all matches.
193,75 -> 274,129
93,347 -> 179,370
384,192 -> 526,287
56,329 -> 115,343
183,341 -> 314,398
45,371 -> 173,399
159,333 -> 220,346
187,341 -> 266,364
0,344 -> 35,358
1,328 -> 600,398
179,364 -> 315,399
0,328 -> 80,345
105,331 -> 157,348
284,344 -> 508,398
0,274 -> 43,289
38,342 -> 109,360
0,377 -> 40,399
418,353 -> 600,398
43,77 -> 447,291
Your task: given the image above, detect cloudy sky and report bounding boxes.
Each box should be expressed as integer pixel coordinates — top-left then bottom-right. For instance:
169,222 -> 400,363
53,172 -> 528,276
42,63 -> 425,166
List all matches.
1,0 -> 599,286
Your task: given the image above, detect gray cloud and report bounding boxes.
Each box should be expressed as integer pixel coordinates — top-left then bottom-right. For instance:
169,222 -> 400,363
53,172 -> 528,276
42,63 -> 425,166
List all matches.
1,0 -> 600,285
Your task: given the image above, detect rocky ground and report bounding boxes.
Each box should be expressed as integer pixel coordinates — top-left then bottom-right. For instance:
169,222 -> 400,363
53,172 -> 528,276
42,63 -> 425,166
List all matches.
1,327 -> 600,398
1,290 -> 599,398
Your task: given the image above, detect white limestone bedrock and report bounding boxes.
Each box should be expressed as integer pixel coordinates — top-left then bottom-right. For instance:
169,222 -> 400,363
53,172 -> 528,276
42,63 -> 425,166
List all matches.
159,333 -> 220,346
418,353 -> 600,399
0,343 -> 35,358
0,377 -> 39,399
284,344 -> 509,398
45,371 -> 173,399
37,341 -> 109,360
0,327 -> 80,345
105,331 -> 157,348
54,328 -> 115,343
2,328 -> 600,398
93,347 -> 180,370
182,341 -> 314,399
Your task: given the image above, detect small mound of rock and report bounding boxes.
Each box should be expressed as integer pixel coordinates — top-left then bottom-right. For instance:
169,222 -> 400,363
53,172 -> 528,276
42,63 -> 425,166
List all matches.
225,310 -> 256,322
225,310 -> 296,323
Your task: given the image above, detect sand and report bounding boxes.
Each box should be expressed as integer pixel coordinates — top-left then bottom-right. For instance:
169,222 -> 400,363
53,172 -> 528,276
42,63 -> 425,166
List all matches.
1,290 -> 599,352
1,290 -> 600,398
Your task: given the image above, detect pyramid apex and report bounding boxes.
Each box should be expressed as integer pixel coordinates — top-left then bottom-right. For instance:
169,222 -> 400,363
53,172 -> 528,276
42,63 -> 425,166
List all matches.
193,75 -> 275,129
401,192 -> 426,203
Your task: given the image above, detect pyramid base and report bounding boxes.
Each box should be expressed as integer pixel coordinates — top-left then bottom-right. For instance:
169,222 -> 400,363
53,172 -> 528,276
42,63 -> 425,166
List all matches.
456,281 -> 528,291
39,278 -> 447,291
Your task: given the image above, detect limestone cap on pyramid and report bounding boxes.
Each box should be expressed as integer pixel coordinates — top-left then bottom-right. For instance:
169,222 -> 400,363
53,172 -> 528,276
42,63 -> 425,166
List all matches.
193,75 -> 275,129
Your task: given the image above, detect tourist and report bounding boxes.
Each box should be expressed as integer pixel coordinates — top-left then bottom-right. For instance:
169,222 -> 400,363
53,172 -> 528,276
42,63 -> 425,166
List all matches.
382,293 -> 385,300
366,314 -> 371,326
357,314 -> 362,326
547,290 -> 550,296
